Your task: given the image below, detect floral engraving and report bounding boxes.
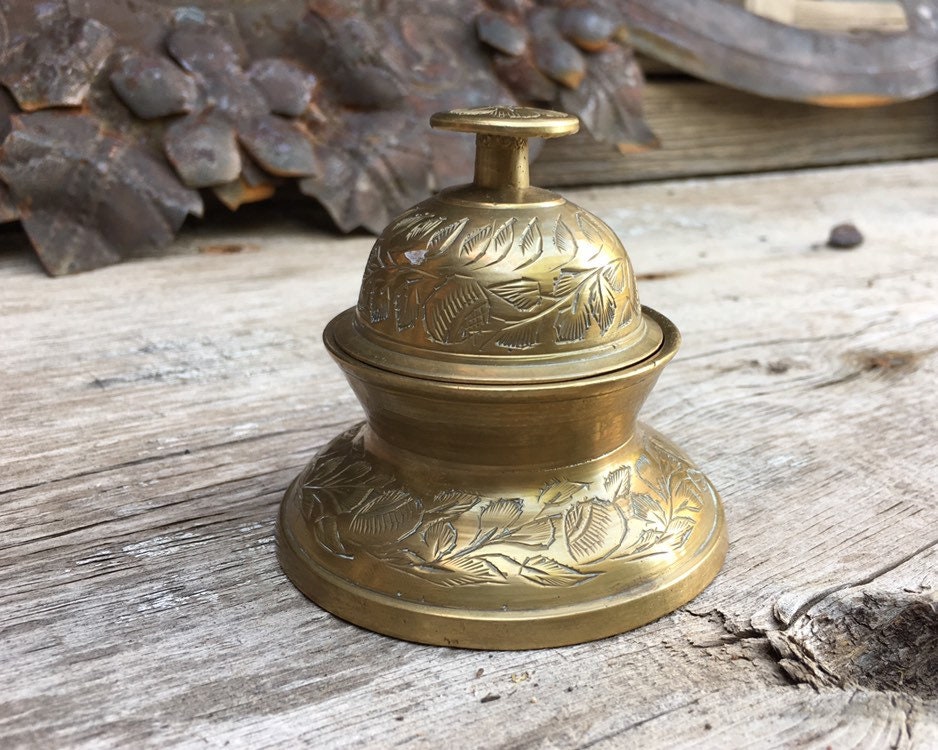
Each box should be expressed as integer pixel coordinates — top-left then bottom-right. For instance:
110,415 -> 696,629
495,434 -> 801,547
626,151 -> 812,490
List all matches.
447,105 -> 549,119
300,425 -> 711,587
358,208 -> 640,352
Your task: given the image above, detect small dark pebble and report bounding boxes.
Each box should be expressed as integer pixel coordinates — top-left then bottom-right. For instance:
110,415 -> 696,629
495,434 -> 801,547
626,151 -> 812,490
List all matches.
481,693 -> 501,703
475,668 -> 484,678
826,222 -> 863,249
704,722 -> 713,730
565,686 -> 574,693
394,716 -> 404,722
766,360 -> 790,374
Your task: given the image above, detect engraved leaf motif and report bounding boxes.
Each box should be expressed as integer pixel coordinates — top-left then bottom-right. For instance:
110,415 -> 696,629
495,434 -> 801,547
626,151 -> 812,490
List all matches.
424,277 -> 489,343
303,455 -> 378,517
518,555 -> 596,587
563,498 -> 627,564
505,516 -> 556,548
422,519 -> 458,561
394,211 -> 434,235
472,217 -> 516,267
630,493 -> 667,527
405,215 -> 445,240
538,479 -> 588,506
603,258 -> 627,293
480,498 -> 524,529
432,489 -> 480,516
553,270 -> 586,297
604,465 -> 630,499
347,489 -> 422,543
554,217 -> 577,258
431,555 -> 508,586
631,527 -> 663,553
515,218 -> 543,270
393,278 -> 422,331
426,218 -> 468,257
664,517 -> 696,548
555,294 -> 591,342
588,274 -> 617,333
576,211 -> 606,250
487,278 -> 541,311
459,222 -> 493,259
669,469 -> 710,513
314,516 -> 349,557
360,265 -> 397,324
493,318 -> 540,350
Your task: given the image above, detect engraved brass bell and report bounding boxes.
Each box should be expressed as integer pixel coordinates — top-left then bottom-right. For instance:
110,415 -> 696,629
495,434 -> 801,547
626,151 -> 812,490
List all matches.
277,106 -> 727,649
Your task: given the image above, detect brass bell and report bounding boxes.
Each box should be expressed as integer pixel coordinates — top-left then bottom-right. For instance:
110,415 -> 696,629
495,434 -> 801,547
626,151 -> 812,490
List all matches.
277,105 -> 727,649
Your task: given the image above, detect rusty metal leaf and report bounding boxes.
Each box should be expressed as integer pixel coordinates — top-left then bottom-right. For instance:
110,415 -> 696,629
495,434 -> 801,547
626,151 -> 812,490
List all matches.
0,111 -> 202,275
477,11 -> 528,56
0,17 -> 115,111
559,42 -> 658,150
248,59 -> 316,117
109,52 -> 199,119
239,115 -> 317,177
165,115 -> 241,188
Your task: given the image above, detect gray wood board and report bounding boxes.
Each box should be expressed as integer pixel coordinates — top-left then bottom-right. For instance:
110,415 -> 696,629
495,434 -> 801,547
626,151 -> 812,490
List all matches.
2,160 -> 937,748
534,82 -> 938,186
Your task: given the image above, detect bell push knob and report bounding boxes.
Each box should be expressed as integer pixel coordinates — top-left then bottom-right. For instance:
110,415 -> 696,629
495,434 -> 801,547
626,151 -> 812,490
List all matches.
431,106 -> 579,190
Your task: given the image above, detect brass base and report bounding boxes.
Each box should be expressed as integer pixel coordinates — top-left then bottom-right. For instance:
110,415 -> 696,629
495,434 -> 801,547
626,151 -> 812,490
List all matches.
277,421 -> 727,650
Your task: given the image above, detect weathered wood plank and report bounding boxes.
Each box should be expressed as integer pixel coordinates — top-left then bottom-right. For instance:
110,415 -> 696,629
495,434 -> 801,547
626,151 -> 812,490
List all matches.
1,161 -> 937,748
534,82 -> 938,186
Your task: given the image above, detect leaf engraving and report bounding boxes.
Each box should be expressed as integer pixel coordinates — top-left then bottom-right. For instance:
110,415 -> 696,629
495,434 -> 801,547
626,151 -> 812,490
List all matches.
515,217 -> 543,269
480,498 -> 524,529
432,489 -> 479,515
459,222 -> 493,259
425,218 -> 468,257
360,208 -> 631,352
576,211 -> 606,252
604,465 -> 630,499
429,555 -> 508,586
563,498 -> 627,564
472,217 -> 516,267
555,294 -> 591,342
493,318 -> 540,350
487,278 -> 540,311
424,277 -> 489,343
347,489 -> 422,543
538,479 -> 588,506
603,258 -> 627,292
506,517 -> 557,548
405,215 -> 445,240
302,427 -> 705,588
588,273 -> 617,333
422,519 -> 458,561
554,217 -> 578,260
518,556 -> 596,587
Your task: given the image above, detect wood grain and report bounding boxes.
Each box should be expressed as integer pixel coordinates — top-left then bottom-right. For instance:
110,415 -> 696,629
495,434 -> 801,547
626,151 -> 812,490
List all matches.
2,160 -> 937,747
534,82 -> 938,186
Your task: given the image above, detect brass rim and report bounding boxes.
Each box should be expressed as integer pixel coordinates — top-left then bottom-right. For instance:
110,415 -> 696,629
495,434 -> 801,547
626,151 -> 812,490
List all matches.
328,305 -> 677,387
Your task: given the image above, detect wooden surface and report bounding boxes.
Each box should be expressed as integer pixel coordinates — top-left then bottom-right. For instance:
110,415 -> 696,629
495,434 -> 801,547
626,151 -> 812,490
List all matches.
2,160 -> 937,748
534,82 -> 938,186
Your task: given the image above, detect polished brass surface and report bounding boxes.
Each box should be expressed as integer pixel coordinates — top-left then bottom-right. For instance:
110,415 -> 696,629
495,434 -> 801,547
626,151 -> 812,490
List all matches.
278,105 -> 727,649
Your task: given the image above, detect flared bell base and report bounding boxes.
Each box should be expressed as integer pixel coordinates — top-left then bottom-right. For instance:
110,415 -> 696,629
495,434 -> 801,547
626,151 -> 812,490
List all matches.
277,421 -> 727,650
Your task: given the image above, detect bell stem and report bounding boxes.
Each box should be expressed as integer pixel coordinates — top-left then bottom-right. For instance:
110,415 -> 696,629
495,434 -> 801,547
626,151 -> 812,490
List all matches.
473,134 -> 529,190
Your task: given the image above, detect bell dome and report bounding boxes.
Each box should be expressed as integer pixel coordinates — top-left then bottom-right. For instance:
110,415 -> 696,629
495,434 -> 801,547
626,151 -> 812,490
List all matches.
331,106 -> 662,384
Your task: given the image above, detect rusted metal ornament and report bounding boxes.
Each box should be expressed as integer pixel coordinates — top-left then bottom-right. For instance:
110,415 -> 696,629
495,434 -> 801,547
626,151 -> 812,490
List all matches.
1,0 -> 935,275
277,106 -> 727,649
